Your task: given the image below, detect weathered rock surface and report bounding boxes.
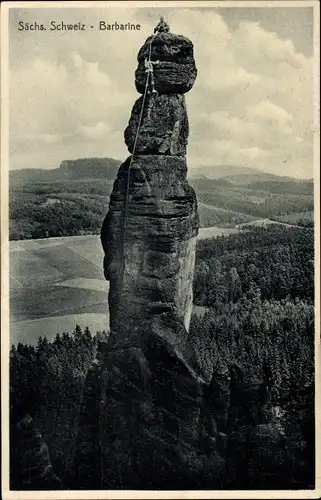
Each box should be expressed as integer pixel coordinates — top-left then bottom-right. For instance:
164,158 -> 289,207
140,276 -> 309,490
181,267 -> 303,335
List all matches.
138,32 -> 195,62
76,313 -> 226,489
101,154 -> 199,335
135,32 -> 197,94
90,21 -> 227,490
10,414 -> 62,490
125,94 -> 188,156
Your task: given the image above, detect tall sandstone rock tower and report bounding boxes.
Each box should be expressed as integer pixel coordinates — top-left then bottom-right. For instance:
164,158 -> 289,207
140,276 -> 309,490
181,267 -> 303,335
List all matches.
75,22 -> 226,490
101,25 -> 199,338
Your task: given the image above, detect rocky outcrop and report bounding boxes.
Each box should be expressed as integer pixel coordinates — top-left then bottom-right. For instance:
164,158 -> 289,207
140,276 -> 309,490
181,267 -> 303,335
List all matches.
101,24 -> 199,338
86,22 -> 229,489
101,154 -> 198,337
135,32 -> 197,94
10,414 -> 62,490
76,20 -> 293,492
76,313 -> 226,489
124,94 -> 189,156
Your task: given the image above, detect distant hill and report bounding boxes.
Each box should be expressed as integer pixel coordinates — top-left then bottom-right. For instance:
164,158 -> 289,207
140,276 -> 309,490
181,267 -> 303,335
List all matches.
222,172 -> 293,184
11,160 -> 258,185
188,164 -> 261,180
198,202 -> 257,228
10,157 -> 122,185
187,164 -> 294,182
221,172 -> 311,185
188,165 -> 312,185
189,169 -> 312,196
11,158 -> 311,187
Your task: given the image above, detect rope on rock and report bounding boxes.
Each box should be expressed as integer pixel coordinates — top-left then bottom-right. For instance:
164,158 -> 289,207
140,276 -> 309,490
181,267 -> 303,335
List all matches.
120,30 -> 159,285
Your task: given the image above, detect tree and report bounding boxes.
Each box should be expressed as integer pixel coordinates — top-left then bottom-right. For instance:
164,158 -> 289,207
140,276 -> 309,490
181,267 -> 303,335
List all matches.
228,267 -> 242,302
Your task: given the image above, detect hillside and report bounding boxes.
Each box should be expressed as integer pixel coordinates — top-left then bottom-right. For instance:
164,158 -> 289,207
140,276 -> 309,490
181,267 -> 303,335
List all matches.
198,202 -> 257,228
188,164 -> 267,180
9,157 -> 314,240
221,172 -> 297,184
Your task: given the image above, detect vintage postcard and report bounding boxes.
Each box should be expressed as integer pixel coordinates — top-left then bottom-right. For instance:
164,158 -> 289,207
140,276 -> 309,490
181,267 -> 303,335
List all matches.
1,1 -> 320,499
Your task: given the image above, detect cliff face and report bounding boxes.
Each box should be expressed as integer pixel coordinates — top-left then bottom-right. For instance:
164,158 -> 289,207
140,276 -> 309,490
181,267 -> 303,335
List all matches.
77,24 -> 226,489
101,31 -> 199,340
75,313 -> 229,489
101,154 -> 198,336
125,94 -> 189,156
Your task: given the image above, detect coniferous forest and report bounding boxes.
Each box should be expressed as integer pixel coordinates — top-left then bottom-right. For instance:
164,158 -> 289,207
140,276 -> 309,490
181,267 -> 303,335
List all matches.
10,225 -> 315,490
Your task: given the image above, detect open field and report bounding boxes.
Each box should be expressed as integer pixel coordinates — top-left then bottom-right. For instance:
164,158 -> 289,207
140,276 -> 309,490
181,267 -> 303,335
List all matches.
236,218 -> 306,229
10,235 -> 108,345
198,202 -> 257,228
10,229 -> 240,345
198,226 -> 240,239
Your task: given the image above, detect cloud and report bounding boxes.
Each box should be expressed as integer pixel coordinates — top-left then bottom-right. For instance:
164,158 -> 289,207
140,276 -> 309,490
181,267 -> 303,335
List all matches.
23,133 -> 62,144
246,101 -> 292,124
9,7 -> 314,178
10,51 -> 131,157
235,21 -> 307,69
239,146 -> 270,160
207,66 -> 262,92
79,122 -> 112,139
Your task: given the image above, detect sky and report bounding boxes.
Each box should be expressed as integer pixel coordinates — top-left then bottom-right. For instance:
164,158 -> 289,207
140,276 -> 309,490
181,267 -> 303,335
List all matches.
8,5 -> 315,178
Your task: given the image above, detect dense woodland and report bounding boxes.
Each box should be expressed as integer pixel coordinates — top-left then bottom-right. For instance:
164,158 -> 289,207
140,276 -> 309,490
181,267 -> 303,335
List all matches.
193,225 -> 314,305
10,225 -> 315,489
9,181 -> 113,240
190,225 -> 314,488
10,328 -> 109,488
